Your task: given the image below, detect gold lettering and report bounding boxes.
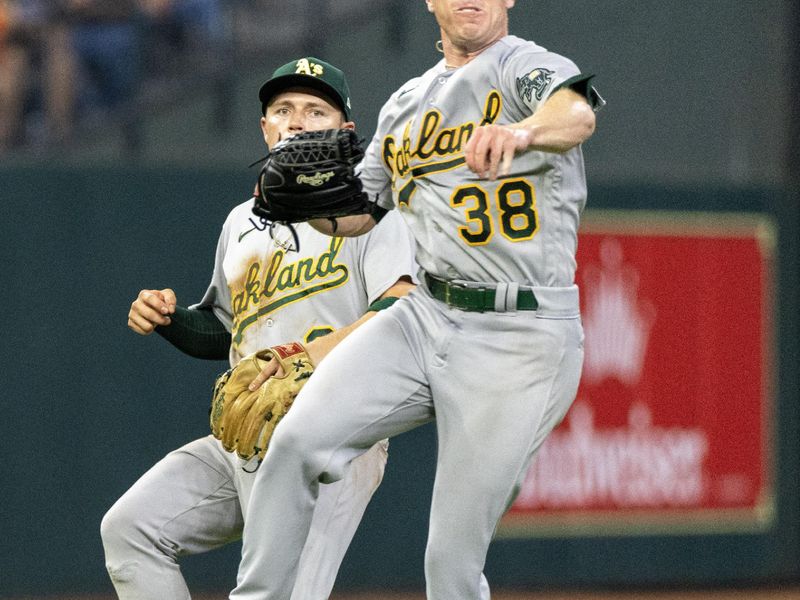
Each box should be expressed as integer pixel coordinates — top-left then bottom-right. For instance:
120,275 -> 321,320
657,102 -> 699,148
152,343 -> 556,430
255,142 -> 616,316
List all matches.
435,127 -> 459,155
415,111 -> 441,160
380,90 -> 501,182
232,263 -> 262,315
276,263 -> 298,290
295,257 -> 316,283
255,238 -> 347,301
263,250 -> 285,297
480,90 -> 502,126
230,241 -> 349,343
458,123 -> 474,149
317,237 -> 345,275
382,136 -> 396,174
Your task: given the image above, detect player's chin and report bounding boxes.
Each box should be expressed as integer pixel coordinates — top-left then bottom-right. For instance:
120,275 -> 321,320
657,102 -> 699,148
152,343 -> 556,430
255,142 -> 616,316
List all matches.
454,19 -> 505,50
451,24 -> 482,43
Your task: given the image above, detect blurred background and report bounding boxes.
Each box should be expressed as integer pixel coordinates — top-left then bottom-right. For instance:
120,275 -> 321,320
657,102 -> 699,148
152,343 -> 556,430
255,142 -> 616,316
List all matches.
1,0 -> 798,598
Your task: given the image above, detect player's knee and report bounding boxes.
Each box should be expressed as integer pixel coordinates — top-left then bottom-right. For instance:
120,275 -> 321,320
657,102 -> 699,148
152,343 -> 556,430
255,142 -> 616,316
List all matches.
424,525 -> 462,579
100,498 -> 148,558
318,448 -> 366,484
101,503 -> 131,554
424,540 -> 448,580
270,421 -> 329,479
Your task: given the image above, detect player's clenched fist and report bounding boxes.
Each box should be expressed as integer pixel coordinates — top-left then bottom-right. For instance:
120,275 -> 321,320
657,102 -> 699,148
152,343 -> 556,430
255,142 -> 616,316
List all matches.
464,124 -> 532,181
128,288 -> 177,335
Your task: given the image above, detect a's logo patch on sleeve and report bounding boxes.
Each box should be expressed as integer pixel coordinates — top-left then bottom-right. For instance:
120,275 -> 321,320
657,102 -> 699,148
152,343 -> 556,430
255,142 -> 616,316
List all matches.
516,68 -> 555,103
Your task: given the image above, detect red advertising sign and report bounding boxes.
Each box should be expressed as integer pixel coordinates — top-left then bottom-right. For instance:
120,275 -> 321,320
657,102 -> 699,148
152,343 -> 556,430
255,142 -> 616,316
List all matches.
499,210 -> 776,537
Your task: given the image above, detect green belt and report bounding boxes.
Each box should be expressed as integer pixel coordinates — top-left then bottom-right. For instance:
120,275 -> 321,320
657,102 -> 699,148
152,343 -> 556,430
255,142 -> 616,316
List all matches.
424,274 -> 538,312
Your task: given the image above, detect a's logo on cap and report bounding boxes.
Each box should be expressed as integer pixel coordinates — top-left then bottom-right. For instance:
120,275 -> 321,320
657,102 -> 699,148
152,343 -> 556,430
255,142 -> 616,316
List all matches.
295,58 -> 324,77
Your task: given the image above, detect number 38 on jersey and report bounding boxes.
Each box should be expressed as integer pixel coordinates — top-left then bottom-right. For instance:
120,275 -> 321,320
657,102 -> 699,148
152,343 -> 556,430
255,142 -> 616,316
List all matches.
451,178 -> 539,246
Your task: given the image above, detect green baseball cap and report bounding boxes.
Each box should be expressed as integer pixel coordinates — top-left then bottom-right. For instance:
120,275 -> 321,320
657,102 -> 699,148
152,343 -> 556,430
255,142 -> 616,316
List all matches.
258,57 -> 353,120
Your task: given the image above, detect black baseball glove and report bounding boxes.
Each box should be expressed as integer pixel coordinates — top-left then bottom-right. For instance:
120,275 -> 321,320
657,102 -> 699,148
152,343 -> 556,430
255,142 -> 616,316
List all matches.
253,128 -> 371,224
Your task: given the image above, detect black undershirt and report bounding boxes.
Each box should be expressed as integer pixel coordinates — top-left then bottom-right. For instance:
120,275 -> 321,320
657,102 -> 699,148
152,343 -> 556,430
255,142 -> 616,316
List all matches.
155,306 -> 231,360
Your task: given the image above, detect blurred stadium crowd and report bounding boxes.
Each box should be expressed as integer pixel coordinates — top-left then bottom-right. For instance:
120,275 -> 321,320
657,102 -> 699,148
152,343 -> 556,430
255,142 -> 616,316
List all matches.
0,0 -> 398,158
0,0 -> 229,154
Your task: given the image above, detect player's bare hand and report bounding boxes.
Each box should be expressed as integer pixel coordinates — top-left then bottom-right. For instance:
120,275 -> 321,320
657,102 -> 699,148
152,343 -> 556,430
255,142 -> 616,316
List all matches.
247,357 -> 284,391
464,125 -> 532,180
128,288 -> 177,335
246,338 -> 327,391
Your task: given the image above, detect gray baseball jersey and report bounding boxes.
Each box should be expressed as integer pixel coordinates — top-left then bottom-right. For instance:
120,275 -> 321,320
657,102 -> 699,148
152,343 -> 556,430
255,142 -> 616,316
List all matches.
231,35 -> 597,600
196,198 -> 417,366
361,35 -> 589,287
102,197 -> 417,600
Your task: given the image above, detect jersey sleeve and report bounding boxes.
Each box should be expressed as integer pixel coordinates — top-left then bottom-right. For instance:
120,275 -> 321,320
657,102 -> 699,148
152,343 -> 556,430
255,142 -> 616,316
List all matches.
557,73 -> 606,112
501,46 -> 592,120
358,93 -> 404,212
191,211 -> 235,331
356,210 -> 418,304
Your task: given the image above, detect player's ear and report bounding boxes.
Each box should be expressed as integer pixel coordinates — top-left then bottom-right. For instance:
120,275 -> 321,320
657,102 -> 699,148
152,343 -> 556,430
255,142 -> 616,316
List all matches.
425,0 -> 434,13
341,121 -> 355,131
505,0 -> 515,7
260,116 -> 269,143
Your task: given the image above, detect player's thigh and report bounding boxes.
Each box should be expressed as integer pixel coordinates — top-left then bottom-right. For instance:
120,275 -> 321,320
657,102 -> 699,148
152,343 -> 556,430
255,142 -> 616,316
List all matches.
105,436 -> 243,553
429,313 -> 583,502
274,307 -> 433,461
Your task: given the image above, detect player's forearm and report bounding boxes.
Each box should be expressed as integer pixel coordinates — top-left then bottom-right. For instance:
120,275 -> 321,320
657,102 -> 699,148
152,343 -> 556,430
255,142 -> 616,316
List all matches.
512,89 -> 596,153
304,313 -> 372,366
156,306 -> 231,360
309,213 -> 376,237
304,280 -> 414,365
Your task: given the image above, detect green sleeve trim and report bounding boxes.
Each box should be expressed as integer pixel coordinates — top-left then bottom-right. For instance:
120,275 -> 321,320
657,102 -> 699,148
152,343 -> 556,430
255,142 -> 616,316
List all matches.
554,73 -> 606,111
367,296 -> 400,312
155,306 -> 231,360
370,203 -> 390,223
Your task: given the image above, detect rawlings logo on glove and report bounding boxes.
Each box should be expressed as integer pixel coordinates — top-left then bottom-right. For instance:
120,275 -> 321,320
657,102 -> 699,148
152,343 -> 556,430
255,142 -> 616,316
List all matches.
253,128 -> 372,224
297,171 -> 336,186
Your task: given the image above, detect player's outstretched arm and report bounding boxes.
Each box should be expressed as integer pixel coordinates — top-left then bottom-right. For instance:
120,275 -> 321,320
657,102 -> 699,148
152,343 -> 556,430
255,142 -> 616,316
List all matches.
246,277 -> 415,391
129,287 -> 231,359
465,87 -> 596,180
301,277 -> 414,366
514,87 -> 597,153
128,288 -> 177,335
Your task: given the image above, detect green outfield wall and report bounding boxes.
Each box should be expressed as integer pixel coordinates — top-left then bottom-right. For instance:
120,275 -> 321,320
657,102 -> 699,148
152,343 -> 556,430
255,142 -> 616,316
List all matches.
0,167 -> 797,596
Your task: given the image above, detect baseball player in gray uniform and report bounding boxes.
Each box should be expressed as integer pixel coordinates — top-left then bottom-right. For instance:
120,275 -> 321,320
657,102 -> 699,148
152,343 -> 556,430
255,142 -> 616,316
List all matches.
231,1 -> 604,598
100,57 -> 417,599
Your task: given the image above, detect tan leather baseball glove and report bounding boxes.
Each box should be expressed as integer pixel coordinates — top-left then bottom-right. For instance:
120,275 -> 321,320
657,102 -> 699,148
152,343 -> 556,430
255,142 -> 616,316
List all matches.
210,342 -> 314,464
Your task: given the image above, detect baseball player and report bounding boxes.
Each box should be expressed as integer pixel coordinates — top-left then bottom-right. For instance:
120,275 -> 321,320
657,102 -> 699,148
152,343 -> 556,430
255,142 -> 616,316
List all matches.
100,57 -> 417,600
230,1 -> 604,599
